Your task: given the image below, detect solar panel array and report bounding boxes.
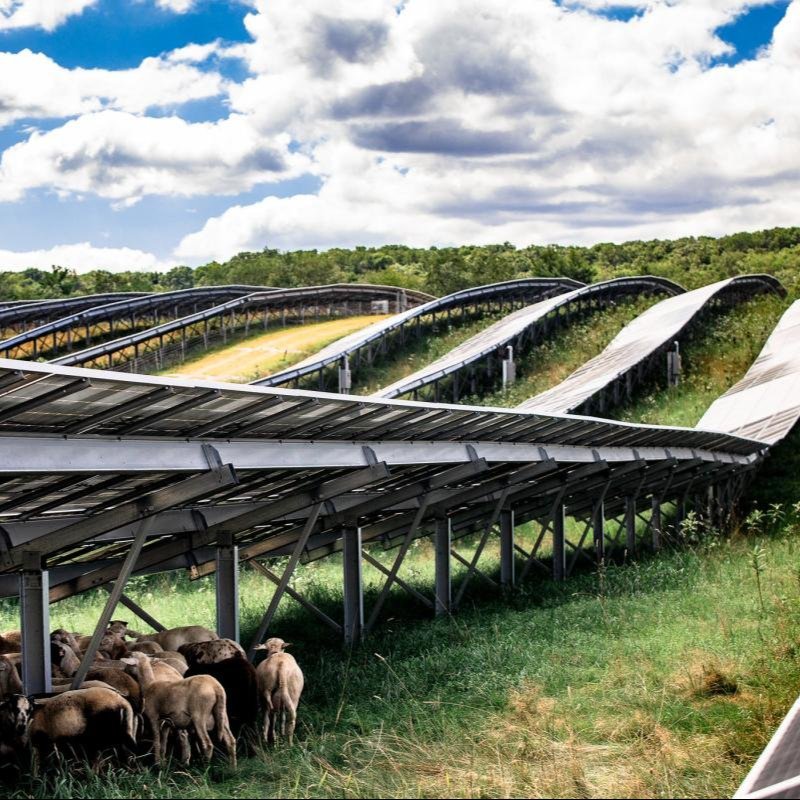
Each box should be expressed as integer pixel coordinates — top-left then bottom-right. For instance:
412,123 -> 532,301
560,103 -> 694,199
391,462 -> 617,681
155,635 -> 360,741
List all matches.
518,275 -> 785,415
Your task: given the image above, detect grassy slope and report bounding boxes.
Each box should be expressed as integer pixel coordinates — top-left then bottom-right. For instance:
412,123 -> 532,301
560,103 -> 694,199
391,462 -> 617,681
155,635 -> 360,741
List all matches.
158,315 -> 387,384
352,313 -> 504,395
610,294 -> 787,427
465,296 -> 658,408
2,296 -> 799,799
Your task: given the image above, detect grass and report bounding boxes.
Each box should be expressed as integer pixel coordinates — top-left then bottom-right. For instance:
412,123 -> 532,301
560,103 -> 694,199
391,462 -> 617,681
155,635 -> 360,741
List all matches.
352,313 -> 505,395
157,315 -> 387,384
3,514 -> 800,798
463,296 -> 660,408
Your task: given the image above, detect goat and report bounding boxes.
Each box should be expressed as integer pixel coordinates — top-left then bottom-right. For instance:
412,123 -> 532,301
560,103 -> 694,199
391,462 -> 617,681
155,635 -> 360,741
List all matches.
123,652 -> 236,768
185,656 -> 258,737
255,638 -> 304,746
135,625 -> 217,652
179,639 -> 245,667
27,687 -> 137,767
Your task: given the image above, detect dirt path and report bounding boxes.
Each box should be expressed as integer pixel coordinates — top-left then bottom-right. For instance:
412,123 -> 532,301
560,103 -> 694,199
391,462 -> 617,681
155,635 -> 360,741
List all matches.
161,315 -> 387,383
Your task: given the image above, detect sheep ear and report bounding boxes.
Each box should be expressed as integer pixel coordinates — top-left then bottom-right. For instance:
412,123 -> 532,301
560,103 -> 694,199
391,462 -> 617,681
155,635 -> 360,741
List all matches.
120,657 -> 137,666
253,643 -> 266,650
282,642 -> 292,649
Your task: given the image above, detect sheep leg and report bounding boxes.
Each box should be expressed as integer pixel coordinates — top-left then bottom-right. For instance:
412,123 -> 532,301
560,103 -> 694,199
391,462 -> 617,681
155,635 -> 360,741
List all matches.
192,716 -> 214,761
150,717 -> 163,766
286,705 -> 297,746
177,730 -> 191,765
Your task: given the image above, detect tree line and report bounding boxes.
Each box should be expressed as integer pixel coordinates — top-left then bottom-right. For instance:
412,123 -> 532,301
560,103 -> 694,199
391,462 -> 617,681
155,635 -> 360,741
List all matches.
2,227 -> 799,302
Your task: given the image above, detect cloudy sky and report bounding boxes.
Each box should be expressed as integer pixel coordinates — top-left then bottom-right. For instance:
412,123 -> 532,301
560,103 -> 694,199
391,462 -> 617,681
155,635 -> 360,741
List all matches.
0,0 -> 797,271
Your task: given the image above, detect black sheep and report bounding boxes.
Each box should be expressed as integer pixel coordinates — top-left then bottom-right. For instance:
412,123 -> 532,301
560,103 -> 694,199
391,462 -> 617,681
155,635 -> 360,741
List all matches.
184,655 -> 258,737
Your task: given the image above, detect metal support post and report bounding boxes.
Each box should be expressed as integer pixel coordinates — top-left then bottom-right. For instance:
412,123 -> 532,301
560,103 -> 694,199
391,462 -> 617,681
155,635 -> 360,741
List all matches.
338,355 -> 352,394
553,503 -> 566,581
651,497 -> 662,551
20,552 -> 51,694
247,503 -> 323,657
500,509 -> 515,588
215,533 -> 239,643
434,518 -> 451,617
502,345 -> 516,390
71,517 -> 154,689
342,526 -> 363,646
593,500 -> 606,562
625,496 -> 637,554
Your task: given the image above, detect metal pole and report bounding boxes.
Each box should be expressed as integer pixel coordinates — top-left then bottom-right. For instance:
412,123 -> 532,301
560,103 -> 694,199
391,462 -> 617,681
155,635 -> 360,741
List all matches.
553,504 -> 566,581
20,552 -> 51,694
103,587 -> 166,632
342,526 -> 363,646
500,509 -> 515,588
593,500 -> 606,562
625,496 -> 637,554
215,533 -> 239,643
651,497 -> 662,551
247,503 -> 323,656
434,518 -> 451,616
71,517 -> 154,688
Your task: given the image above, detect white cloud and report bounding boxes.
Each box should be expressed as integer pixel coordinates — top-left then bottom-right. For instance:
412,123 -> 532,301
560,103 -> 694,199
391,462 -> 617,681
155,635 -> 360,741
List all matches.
175,0 -> 800,261
0,0 -> 96,31
3,0 -> 800,261
0,49 -> 225,127
155,0 -> 195,11
0,111 -> 309,203
0,242 -> 171,272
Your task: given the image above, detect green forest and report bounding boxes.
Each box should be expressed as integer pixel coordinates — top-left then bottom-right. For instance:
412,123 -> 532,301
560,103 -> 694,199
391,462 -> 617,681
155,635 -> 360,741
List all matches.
2,226 -> 800,301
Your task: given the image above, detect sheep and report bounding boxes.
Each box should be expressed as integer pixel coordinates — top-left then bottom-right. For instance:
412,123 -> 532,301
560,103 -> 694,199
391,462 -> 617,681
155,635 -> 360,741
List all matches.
179,639 -> 245,667
184,656 -> 258,737
254,638 -> 304,746
27,687 -> 137,767
51,641 -> 82,682
0,655 -> 22,699
51,629 -> 82,655
0,694 -> 33,763
135,625 -> 217,652
84,668 -> 141,712
114,656 -> 183,684
128,641 -> 164,655
122,652 -> 236,768
0,631 -> 21,655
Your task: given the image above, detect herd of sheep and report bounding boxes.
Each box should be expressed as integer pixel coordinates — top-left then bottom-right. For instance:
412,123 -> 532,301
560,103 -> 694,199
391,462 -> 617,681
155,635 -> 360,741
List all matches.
0,621 -> 304,771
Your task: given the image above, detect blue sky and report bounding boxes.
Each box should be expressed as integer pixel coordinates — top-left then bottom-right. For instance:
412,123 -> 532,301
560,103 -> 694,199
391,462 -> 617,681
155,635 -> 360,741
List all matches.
0,0 -> 797,271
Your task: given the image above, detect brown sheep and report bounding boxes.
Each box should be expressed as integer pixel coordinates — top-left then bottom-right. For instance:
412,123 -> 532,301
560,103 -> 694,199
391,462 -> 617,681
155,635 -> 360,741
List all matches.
128,641 -> 164,655
28,687 -> 137,766
0,631 -> 21,655
178,639 -> 245,667
85,668 -> 141,712
135,625 -> 217,652
51,629 -> 82,654
0,655 -> 22,699
123,652 -> 236,767
51,641 -> 82,682
255,638 -> 304,746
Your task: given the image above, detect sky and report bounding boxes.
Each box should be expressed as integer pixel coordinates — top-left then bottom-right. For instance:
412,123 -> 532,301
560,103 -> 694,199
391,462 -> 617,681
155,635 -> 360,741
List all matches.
0,0 -> 797,272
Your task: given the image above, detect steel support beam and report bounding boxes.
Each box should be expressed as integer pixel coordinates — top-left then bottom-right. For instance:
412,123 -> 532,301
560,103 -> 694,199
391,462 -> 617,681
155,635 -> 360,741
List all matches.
342,526 -> 363,646
625,496 -> 637,554
215,533 -> 239,643
20,552 -> 51,694
500,509 -> 515,588
71,516 -> 154,689
553,503 -> 566,581
247,503 -> 323,657
651,497 -> 662,551
434,518 -> 451,617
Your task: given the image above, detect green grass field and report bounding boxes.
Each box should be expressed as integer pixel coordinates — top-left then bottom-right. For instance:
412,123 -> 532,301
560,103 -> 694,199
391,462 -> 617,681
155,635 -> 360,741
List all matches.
1,294 -> 798,799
